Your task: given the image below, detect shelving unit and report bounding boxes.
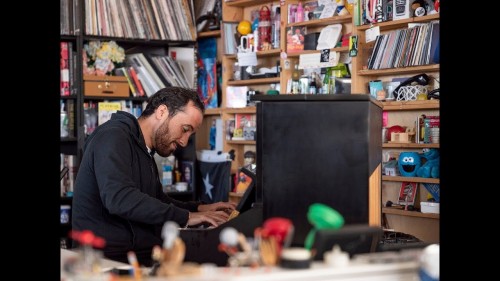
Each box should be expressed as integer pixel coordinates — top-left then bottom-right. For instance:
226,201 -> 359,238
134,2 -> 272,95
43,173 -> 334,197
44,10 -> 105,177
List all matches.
60,0 -> 199,247
351,10 -> 440,243
380,101 -> 440,243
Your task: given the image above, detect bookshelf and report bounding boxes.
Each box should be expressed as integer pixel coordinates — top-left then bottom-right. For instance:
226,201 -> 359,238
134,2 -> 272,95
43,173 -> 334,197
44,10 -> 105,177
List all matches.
215,1 -> 440,242
348,3 -> 440,243
59,0 -> 199,247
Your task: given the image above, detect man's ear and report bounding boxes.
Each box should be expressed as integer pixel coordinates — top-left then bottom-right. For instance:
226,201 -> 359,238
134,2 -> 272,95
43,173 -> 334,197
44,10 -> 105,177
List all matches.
156,104 -> 168,119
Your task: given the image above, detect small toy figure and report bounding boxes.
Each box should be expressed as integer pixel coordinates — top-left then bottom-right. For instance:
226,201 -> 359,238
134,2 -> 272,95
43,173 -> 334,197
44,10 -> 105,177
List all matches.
152,221 -> 200,276
218,227 -> 258,267
63,230 -> 106,276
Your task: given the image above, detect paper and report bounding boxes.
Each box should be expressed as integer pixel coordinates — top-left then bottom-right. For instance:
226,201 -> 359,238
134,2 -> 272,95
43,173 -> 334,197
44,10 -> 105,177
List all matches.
237,52 -> 258,66
365,26 -> 380,43
298,52 -> 339,69
319,2 -> 337,19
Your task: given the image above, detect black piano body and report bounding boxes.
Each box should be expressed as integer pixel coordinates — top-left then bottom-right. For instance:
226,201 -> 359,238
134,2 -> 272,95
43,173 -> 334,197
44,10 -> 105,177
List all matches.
180,204 -> 263,266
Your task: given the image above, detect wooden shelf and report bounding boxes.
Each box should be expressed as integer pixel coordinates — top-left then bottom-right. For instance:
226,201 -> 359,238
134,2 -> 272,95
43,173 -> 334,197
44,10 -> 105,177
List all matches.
61,137 -> 78,142
224,107 -> 256,114
382,176 -> 439,184
226,49 -> 281,59
286,46 -> 349,58
204,108 -> 223,115
358,64 -> 439,76
381,99 -> 439,111
383,143 -> 439,149
82,35 -> 195,46
356,14 -> 440,31
227,140 -> 256,145
83,96 -> 149,101
226,0 -> 277,7
227,77 -> 280,86
287,15 -> 352,28
198,30 -> 221,38
60,95 -> 78,100
382,207 -> 439,219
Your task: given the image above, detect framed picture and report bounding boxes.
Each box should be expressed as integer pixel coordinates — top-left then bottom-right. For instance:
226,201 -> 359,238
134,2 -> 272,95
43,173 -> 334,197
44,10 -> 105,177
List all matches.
181,161 -> 194,190
398,182 -> 418,205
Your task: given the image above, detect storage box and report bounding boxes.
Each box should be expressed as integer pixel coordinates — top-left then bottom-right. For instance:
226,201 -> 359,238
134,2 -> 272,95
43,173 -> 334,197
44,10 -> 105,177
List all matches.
420,202 -> 439,214
84,75 -> 130,97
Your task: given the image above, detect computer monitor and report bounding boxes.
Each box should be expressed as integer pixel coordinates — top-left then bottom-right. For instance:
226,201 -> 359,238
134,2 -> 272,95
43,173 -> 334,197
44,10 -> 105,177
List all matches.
235,166 -> 256,213
310,224 -> 383,260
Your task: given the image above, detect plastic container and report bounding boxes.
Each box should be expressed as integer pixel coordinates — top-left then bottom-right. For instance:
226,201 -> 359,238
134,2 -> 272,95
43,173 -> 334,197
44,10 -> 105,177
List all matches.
175,182 -> 188,192
420,202 -> 439,214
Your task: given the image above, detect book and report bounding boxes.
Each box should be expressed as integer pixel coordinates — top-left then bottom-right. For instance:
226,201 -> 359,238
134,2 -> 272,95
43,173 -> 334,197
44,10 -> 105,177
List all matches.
286,26 -> 306,53
398,182 -> 418,206
234,113 -> 255,130
60,42 -> 70,96
98,102 -> 121,125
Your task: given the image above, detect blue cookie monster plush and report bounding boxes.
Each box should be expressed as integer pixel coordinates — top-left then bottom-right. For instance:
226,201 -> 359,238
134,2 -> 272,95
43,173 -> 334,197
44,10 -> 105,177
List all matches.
417,148 -> 439,178
398,152 -> 421,177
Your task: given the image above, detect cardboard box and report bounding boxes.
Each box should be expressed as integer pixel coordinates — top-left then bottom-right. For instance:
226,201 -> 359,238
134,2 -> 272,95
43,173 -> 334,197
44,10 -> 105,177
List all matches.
84,75 -> 129,97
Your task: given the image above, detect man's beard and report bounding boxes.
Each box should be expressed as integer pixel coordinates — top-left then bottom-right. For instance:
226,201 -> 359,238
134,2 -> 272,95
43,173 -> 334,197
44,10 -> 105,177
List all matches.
154,119 -> 175,157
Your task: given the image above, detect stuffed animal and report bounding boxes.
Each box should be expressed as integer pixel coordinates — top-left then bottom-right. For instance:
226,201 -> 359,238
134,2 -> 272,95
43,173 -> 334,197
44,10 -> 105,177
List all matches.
416,148 -> 439,178
398,151 -> 421,177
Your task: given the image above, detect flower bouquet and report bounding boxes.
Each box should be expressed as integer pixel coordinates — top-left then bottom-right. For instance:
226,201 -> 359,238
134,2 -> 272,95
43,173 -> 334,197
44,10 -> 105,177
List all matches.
83,41 -> 125,76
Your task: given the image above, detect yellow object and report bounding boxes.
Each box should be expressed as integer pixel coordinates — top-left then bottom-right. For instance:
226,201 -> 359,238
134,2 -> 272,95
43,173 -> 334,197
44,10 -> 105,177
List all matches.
237,20 -> 252,35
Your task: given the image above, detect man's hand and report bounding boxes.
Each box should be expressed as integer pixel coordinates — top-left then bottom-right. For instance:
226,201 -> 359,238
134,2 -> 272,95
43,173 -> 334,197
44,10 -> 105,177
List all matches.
198,201 -> 237,215
187,210 -> 230,227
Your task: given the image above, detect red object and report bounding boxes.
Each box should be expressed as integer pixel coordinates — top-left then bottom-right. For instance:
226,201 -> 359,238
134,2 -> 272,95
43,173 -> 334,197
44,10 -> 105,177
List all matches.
258,5 -> 272,50
255,217 -> 294,254
387,125 -> 406,138
70,229 -> 106,248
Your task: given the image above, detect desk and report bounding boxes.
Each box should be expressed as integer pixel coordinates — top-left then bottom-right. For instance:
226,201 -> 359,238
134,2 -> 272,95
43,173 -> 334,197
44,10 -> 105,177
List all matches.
61,249 -> 419,281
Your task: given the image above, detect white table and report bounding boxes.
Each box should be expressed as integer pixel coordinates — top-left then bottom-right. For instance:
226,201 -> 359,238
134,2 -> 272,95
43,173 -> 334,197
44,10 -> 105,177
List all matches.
61,249 -> 420,281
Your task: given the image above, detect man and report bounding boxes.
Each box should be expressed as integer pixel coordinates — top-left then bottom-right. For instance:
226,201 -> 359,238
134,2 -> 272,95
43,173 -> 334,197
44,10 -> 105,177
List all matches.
72,87 -> 236,266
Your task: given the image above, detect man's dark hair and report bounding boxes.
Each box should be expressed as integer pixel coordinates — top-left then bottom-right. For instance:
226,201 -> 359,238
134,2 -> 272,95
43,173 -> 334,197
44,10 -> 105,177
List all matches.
140,87 -> 205,118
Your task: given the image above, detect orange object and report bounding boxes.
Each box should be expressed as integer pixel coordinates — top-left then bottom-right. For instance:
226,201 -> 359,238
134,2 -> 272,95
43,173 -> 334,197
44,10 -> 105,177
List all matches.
237,20 -> 252,35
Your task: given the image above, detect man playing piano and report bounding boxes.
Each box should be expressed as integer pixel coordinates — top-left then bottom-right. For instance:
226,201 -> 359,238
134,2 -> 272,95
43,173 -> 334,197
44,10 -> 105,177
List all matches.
72,87 -> 236,266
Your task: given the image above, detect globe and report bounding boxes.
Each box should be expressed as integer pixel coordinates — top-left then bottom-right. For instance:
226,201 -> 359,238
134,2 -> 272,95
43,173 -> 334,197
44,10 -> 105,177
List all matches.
237,20 -> 252,35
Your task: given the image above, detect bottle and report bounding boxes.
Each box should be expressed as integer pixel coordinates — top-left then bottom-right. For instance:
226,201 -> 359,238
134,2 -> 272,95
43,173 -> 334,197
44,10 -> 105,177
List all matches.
272,7 -> 281,49
289,4 -> 296,24
258,5 -> 271,51
291,64 -> 301,94
309,72 -> 317,94
322,68 -> 330,94
296,2 -> 304,23
174,159 -> 182,183
267,83 -> 279,95
162,156 -> 174,193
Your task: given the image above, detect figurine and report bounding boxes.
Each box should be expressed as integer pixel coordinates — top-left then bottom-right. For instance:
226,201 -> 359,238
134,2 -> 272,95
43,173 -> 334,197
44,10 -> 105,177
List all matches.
152,221 -> 200,276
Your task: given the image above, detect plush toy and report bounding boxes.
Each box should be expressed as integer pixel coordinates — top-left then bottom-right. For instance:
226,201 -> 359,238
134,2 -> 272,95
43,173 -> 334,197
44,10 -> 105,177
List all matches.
398,151 -> 421,177
416,148 -> 439,178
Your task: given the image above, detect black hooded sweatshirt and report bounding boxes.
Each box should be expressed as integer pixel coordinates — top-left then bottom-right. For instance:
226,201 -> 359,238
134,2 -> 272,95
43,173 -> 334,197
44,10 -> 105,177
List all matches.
72,111 -> 200,266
